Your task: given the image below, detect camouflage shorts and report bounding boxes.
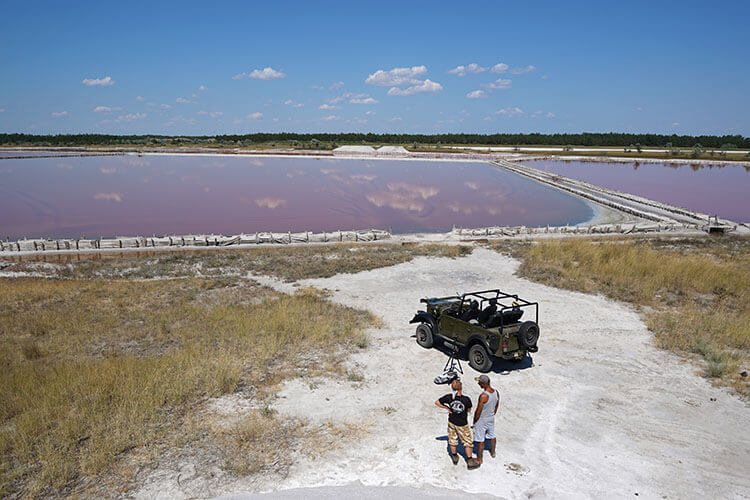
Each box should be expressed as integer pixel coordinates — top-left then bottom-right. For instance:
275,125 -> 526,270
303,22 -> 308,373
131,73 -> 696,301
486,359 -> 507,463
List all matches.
447,422 -> 473,448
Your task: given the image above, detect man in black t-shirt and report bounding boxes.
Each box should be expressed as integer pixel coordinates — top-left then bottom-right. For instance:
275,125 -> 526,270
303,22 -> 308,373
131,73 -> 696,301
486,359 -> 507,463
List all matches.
435,378 -> 480,469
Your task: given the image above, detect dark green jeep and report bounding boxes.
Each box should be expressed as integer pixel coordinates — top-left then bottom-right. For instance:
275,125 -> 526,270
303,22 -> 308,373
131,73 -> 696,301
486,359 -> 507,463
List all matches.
409,289 -> 539,372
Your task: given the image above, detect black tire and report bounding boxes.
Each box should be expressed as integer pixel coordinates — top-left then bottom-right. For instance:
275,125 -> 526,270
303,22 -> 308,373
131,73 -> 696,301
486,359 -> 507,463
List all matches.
468,343 -> 492,372
517,321 -> 540,349
415,323 -> 434,348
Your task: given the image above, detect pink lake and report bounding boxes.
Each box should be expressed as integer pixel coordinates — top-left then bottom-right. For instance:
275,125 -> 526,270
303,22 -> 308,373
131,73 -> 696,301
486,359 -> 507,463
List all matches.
524,159 -> 750,223
0,155 -> 594,239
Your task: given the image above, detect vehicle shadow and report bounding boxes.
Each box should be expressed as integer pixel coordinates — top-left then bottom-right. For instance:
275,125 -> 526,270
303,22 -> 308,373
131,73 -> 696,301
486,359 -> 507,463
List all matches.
427,337 -> 534,374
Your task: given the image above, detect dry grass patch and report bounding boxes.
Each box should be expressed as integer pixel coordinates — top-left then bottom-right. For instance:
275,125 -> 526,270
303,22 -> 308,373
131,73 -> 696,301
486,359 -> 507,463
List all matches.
0,277 -> 378,496
8,243 -> 472,282
491,236 -> 750,397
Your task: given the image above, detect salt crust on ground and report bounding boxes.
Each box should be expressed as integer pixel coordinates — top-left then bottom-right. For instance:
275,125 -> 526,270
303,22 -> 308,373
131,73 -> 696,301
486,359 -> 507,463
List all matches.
134,248 -> 749,499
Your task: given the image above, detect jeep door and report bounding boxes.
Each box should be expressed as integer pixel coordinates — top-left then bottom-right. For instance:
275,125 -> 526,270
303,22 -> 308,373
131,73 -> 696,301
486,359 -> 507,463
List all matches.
438,314 -> 471,345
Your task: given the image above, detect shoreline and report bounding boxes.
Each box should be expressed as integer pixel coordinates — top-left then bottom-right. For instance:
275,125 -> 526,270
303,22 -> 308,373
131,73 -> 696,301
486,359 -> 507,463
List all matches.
0,149 -> 742,251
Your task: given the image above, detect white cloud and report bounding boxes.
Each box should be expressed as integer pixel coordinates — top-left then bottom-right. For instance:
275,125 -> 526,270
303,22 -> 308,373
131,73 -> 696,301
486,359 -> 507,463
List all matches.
329,92 -> 362,104
491,63 -> 508,74
319,103 -> 340,110
248,67 -> 286,80
248,112 -> 263,119
160,104 -> 172,109
510,65 -> 536,75
495,107 -> 523,116
330,81 -> 345,90
0,108 -> 4,113
198,85 -> 207,91
389,117 -> 402,122
117,112 -> 147,122
350,97 -> 378,104
466,90 -> 487,99
197,111 -> 223,118
51,111 -> 68,117
93,106 -> 118,112
321,115 -> 339,121
482,78 -> 512,90
546,112 -> 555,118
365,110 -> 375,115
93,192 -> 123,202
100,167 -> 116,174
387,79 -> 443,96
82,76 -> 114,86
284,99 -> 304,108
365,65 -> 427,87
671,122 -> 680,127
255,197 -> 287,209
176,97 -> 191,103
232,73 -> 247,80
541,75 -> 549,80
136,95 -> 144,102
448,63 -> 487,76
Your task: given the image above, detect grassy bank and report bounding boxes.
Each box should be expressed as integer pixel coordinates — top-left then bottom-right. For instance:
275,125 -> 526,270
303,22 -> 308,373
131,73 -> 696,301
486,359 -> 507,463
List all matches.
0,277 -> 378,497
492,236 -> 749,397
8,243 -> 472,282
0,242 -> 470,496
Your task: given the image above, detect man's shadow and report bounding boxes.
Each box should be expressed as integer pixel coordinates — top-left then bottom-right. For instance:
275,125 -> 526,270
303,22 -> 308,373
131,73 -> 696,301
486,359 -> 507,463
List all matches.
435,435 -> 494,461
431,339 -> 533,373
434,435 -> 470,462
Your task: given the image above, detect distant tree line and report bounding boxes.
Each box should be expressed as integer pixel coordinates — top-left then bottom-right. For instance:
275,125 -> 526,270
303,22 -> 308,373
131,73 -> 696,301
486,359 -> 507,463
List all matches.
1,132 -> 748,149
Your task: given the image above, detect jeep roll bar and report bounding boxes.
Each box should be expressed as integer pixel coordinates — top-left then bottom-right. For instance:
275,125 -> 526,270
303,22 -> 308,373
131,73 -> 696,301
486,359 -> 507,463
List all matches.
457,289 -> 539,330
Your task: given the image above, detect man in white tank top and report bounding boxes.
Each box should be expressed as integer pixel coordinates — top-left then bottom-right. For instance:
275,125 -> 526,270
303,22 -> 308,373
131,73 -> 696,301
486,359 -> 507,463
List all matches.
472,374 -> 499,463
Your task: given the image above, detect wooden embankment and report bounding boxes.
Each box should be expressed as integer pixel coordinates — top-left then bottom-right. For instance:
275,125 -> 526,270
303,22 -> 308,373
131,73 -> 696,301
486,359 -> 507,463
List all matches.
452,222 -> 707,238
0,229 -> 391,254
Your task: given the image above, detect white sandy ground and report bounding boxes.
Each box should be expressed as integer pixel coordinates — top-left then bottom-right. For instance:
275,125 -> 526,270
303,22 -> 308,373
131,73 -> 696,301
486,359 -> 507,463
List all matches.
130,248 -> 749,500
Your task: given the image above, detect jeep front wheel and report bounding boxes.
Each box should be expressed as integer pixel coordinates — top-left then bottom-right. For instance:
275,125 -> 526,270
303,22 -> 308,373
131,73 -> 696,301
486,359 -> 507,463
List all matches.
415,323 -> 434,348
468,344 -> 492,372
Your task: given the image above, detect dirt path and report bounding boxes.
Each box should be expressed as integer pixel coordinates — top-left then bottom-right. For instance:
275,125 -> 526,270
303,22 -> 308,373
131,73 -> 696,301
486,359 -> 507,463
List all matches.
135,248 -> 749,499
251,248 -> 749,499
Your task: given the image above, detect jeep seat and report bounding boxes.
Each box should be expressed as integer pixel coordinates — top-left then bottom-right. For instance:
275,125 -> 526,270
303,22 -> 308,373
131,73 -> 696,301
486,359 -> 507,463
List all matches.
460,300 -> 480,322
485,309 -> 524,328
477,302 -> 497,326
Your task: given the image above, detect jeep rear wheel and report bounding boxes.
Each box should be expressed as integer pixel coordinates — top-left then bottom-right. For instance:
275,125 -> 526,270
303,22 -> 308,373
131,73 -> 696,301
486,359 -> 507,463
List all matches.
468,344 -> 492,372
517,321 -> 539,349
415,323 -> 434,348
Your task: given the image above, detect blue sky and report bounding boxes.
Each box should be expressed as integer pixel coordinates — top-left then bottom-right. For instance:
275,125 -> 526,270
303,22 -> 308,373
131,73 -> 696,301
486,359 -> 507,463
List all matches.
1,0 -> 748,136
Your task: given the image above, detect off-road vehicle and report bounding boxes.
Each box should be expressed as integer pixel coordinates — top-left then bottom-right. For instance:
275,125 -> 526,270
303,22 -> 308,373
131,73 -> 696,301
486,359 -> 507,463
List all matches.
410,289 -> 539,372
